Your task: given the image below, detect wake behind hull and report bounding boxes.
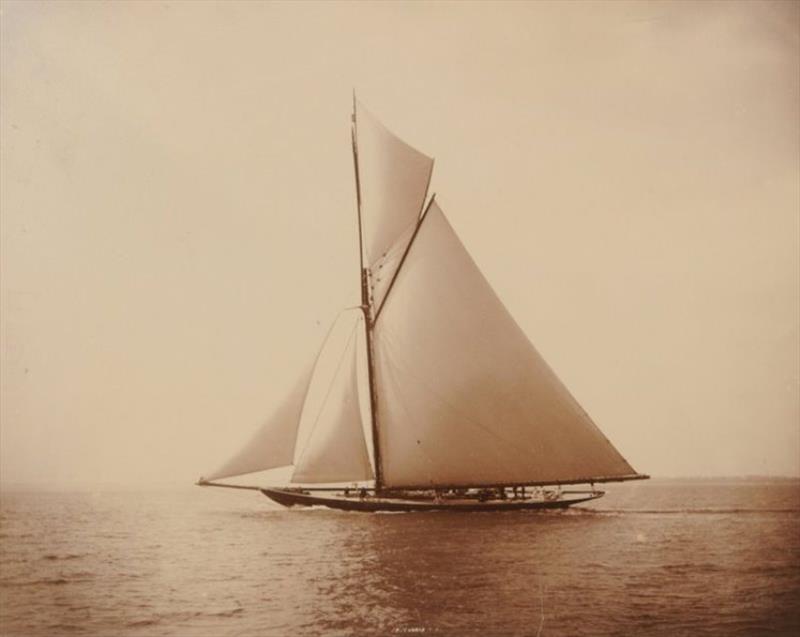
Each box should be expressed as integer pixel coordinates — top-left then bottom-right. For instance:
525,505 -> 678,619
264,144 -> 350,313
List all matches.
261,488 -> 603,512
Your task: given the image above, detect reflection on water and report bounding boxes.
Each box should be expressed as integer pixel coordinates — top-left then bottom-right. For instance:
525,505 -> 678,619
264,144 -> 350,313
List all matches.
0,480 -> 798,636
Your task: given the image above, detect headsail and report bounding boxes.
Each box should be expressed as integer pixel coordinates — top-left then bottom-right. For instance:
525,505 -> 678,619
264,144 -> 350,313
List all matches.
354,101 -> 433,313
205,357 -> 315,481
292,319 -> 374,484
373,201 -> 638,489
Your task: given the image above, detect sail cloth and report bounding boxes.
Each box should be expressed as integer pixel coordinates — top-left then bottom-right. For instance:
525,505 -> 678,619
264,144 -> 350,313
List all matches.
374,202 -> 637,489
355,101 -> 433,311
205,358 -> 315,481
292,320 -> 374,484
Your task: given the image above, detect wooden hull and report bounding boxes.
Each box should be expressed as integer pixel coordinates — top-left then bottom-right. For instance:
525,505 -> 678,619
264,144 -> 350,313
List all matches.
260,488 -> 604,512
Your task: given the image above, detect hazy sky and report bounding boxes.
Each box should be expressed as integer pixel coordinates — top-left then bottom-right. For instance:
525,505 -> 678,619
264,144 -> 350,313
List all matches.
1,0 -> 798,486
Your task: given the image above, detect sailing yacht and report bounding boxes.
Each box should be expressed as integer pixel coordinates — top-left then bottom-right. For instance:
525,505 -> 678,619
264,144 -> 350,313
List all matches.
198,100 -> 647,512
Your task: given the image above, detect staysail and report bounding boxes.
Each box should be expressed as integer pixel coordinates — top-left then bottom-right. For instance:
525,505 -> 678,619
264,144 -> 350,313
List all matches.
292,319 -> 374,484
373,201 -> 637,488
354,101 -> 433,312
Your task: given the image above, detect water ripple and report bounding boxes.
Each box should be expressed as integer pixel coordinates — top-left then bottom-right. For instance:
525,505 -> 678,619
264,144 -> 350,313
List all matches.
0,481 -> 797,636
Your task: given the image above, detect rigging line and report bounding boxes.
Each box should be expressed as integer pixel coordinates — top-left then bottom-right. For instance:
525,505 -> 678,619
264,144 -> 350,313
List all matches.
373,194 -> 436,324
292,318 -> 362,472
377,326 -> 537,468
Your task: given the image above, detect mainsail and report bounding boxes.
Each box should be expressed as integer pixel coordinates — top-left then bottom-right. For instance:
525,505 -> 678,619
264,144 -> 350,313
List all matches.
373,201 -> 637,488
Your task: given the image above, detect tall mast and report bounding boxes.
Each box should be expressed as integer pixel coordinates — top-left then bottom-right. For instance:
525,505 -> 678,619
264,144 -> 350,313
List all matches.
351,95 -> 384,491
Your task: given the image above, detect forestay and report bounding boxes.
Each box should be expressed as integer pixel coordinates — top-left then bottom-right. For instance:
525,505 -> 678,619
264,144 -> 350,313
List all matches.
374,201 -> 637,489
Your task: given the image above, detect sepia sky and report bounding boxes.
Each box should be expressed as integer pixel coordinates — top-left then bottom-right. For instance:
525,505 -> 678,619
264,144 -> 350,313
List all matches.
1,0 -> 798,486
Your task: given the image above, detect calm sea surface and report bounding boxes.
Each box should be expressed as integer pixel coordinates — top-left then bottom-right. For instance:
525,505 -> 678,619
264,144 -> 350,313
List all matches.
1,479 -> 798,636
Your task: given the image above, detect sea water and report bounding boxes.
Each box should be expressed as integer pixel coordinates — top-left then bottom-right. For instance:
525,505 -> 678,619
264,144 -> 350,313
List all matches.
1,479 -> 798,636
